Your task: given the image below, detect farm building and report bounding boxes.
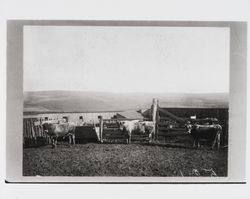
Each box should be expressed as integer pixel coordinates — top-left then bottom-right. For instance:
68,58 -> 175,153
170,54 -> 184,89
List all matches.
114,110 -> 144,120
23,111 -> 119,124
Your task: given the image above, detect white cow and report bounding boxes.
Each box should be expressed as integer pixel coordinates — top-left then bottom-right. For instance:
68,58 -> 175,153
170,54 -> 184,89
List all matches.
118,120 -> 140,144
138,121 -> 155,143
118,120 -> 155,143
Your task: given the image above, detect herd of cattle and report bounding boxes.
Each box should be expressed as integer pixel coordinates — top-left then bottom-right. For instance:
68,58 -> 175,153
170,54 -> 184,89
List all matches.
41,118 -> 223,150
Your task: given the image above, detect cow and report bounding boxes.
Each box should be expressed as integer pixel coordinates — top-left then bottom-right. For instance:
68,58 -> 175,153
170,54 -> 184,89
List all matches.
118,120 -> 140,144
185,122 -> 222,150
185,121 -> 192,134
118,120 -> 155,144
42,121 -> 76,148
138,121 -> 155,143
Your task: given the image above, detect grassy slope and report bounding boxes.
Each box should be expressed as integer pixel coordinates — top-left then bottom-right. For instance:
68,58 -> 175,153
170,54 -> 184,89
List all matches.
24,91 -> 229,113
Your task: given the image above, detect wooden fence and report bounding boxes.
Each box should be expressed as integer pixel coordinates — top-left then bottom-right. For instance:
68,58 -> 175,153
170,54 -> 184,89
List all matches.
23,118 -> 50,148
99,118 -> 127,143
23,98 -> 228,147
98,117 -> 150,143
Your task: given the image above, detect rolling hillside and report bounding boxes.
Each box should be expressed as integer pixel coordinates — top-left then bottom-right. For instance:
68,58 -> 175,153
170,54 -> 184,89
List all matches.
23,90 -> 229,114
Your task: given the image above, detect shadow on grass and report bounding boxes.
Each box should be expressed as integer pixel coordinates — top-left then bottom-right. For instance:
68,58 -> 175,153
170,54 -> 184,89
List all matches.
139,142 -> 193,149
139,141 -> 228,151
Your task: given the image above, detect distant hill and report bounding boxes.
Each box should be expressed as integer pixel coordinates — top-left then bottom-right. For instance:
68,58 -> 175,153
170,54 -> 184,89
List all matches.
23,90 -> 229,114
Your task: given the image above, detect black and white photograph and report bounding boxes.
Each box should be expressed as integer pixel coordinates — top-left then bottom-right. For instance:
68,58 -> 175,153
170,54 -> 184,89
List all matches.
22,23 -> 230,177
5,20 -> 247,183
1,1 -> 250,199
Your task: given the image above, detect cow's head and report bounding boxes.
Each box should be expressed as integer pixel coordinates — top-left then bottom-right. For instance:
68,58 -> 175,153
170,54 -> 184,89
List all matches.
118,121 -> 126,131
185,121 -> 193,134
41,121 -> 54,134
138,122 -> 146,134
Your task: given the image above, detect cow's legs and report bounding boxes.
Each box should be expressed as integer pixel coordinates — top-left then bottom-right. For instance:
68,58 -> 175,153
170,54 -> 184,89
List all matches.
51,137 -> 56,148
217,133 -> 221,150
127,132 -> 131,144
212,133 -> 218,150
152,130 -> 155,141
128,133 -> 131,144
150,129 -> 155,143
148,132 -> 152,143
54,138 -> 57,147
192,139 -> 196,148
149,128 -> 154,143
51,137 -> 54,148
67,134 -> 75,145
72,134 -> 75,145
217,127 -> 222,150
193,138 -> 199,149
125,132 -> 129,144
126,134 -> 129,144
197,141 -> 200,148
69,135 -> 72,144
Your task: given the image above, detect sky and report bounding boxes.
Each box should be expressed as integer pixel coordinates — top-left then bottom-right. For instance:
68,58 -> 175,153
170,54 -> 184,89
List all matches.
23,26 -> 230,93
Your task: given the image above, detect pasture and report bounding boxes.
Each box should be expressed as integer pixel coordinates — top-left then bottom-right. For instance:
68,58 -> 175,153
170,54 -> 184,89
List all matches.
23,141 -> 227,177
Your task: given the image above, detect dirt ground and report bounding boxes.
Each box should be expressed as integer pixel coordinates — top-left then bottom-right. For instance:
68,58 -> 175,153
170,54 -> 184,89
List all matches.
23,141 -> 227,176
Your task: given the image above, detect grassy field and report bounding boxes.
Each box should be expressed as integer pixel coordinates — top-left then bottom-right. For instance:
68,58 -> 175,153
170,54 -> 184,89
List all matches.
23,141 -> 227,177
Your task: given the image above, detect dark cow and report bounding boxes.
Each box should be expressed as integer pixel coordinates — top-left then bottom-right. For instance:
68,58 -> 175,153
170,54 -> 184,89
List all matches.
185,123 -> 222,150
42,121 -> 76,148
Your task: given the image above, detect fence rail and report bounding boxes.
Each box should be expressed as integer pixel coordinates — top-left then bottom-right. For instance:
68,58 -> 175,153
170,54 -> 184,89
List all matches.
99,118 -> 152,143
101,119 -> 128,142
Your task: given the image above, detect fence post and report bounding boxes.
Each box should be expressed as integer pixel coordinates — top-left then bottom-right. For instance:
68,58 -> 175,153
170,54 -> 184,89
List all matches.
98,116 -> 103,143
156,101 -> 159,139
23,119 -> 26,147
151,98 -> 159,140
